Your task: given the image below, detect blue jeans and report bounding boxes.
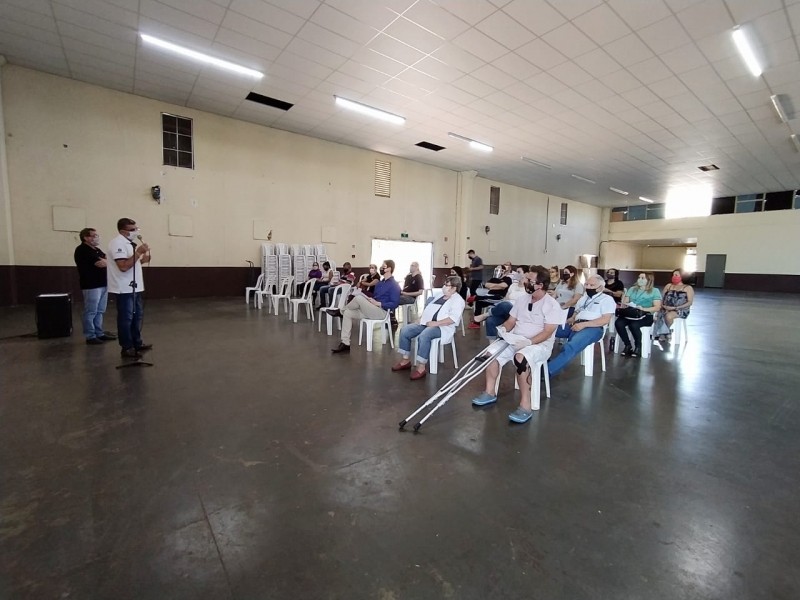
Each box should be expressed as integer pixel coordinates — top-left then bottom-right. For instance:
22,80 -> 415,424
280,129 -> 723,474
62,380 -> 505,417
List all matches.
81,287 -> 108,339
115,292 -> 144,350
485,301 -> 513,338
318,284 -> 332,307
398,323 -> 442,364
548,324 -> 605,377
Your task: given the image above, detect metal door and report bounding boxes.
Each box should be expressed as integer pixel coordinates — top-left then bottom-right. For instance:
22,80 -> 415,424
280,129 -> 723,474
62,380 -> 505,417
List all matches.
704,254 -> 726,288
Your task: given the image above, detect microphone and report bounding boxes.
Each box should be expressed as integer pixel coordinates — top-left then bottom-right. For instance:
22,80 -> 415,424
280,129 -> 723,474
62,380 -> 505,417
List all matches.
137,234 -> 144,243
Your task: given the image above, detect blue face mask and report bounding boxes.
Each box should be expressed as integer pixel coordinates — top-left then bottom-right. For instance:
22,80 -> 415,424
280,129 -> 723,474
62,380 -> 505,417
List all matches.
637,278 -> 647,287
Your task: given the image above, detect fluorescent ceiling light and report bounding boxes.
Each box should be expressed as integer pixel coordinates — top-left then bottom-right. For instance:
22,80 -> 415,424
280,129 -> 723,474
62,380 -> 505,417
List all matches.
770,94 -> 789,123
638,196 -> 654,203
521,157 -> 552,169
448,132 -> 493,152
791,134 -> 800,153
609,187 -> 629,195
571,174 -> 595,184
334,96 -> 405,125
732,27 -> 762,77
140,34 -> 263,78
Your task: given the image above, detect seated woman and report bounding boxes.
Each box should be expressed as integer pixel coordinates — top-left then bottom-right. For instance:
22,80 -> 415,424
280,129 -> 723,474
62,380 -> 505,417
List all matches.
469,262 -> 513,327
358,264 -> 381,297
602,267 -> 625,303
654,268 -> 694,342
550,265 -> 583,316
473,265 -> 528,339
391,275 -> 465,381
450,266 -> 467,300
614,272 -> 662,357
547,265 -> 559,293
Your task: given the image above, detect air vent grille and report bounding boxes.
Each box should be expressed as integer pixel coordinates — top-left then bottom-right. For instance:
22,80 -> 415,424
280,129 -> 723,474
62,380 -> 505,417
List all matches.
375,160 -> 391,197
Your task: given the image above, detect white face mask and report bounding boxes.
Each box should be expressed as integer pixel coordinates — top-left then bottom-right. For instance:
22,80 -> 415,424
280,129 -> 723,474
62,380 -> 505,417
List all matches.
124,230 -> 138,241
637,277 -> 647,287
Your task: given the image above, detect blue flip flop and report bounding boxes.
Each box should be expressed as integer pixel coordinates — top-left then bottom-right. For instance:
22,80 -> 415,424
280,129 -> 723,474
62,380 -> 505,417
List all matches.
471,392 -> 497,406
508,407 -> 533,423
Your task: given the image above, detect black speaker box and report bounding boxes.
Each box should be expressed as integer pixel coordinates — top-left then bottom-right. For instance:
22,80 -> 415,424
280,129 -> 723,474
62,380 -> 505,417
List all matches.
36,294 -> 73,339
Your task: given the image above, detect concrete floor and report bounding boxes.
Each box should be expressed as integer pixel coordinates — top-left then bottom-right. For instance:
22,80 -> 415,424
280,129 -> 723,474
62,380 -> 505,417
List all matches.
1,290 -> 799,600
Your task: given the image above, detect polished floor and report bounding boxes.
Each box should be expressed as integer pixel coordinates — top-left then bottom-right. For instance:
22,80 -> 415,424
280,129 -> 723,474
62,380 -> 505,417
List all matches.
1,290 -> 799,600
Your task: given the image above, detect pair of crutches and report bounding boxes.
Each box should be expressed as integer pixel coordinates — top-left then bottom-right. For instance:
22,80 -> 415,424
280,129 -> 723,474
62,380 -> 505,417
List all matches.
399,339 -> 510,432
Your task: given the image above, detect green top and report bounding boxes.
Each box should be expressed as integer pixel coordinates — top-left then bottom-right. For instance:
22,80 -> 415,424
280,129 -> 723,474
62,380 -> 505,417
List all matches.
626,286 -> 662,308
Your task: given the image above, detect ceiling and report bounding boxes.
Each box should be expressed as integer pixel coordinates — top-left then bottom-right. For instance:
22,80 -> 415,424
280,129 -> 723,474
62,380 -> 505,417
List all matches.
1,0 -> 799,209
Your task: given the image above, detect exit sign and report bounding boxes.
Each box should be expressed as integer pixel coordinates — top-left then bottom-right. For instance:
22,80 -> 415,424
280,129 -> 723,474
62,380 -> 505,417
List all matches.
400,232 -> 409,239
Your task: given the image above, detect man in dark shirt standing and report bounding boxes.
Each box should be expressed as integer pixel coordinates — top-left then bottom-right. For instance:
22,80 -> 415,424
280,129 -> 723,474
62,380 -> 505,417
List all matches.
466,249 -> 484,301
398,261 -> 424,306
73,227 -> 116,345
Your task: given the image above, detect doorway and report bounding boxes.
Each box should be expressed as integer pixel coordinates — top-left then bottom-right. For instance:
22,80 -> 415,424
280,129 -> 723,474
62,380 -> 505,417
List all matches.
704,254 -> 726,288
370,239 -> 434,288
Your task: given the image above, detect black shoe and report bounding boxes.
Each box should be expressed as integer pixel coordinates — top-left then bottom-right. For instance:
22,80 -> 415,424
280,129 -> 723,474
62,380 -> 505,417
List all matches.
621,346 -> 633,357
629,347 -> 640,358
86,338 -> 104,345
326,309 -> 342,318
121,348 -> 142,359
101,331 -> 117,340
135,343 -> 153,352
331,342 -> 350,354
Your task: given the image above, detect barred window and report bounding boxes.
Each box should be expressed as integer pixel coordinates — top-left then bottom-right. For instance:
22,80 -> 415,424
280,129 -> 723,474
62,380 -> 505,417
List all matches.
162,113 -> 194,169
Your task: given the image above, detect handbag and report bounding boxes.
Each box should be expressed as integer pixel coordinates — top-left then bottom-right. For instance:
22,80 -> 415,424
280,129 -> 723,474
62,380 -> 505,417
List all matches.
616,306 -> 646,319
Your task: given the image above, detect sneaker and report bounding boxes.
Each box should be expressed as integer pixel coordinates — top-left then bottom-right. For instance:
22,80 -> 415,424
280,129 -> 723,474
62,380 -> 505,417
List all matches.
326,308 -> 343,318
508,407 -> 533,423
331,342 -> 350,354
98,334 -> 116,341
468,322 -> 481,330
135,344 -> 153,352
120,348 -> 141,359
466,295 -> 477,304
471,392 -> 497,406
101,331 -> 117,340
86,338 -> 104,345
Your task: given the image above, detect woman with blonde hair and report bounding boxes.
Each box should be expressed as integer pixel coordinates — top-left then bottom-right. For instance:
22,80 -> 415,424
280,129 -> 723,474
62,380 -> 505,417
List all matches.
614,272 -> 662,357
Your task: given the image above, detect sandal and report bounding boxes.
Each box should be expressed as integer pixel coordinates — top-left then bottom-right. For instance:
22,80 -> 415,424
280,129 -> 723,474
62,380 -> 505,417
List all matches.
508,407 -> 533,423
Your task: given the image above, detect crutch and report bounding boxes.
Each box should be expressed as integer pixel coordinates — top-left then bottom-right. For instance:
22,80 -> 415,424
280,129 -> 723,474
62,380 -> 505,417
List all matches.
399,339 -> 510,433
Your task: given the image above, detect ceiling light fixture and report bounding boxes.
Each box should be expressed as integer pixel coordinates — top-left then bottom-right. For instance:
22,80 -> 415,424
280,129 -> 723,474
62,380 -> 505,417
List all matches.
732,27 -> 762,77
521,156 -> 552,169
770,94 -> 789,123
639,196 -> 654,203
448,132 -> 493,152
791,134 -> 800,153
609,187 -> 629,195
334,96 -> 405,125
140,34 -> 264,78
571,174 -> 596,184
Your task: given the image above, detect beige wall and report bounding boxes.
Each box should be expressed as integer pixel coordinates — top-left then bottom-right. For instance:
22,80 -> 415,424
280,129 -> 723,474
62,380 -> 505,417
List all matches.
601,242 -> 643,271
641,246 -> 689,271
469,177 -> 602,268
2,66 -> 604,272
609,210 -> 800,274
0,61 -> 13,265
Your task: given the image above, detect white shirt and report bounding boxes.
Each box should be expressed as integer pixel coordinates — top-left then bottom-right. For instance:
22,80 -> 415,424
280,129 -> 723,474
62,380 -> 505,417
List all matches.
107,233 -> 145,294
574,292 -> 616,321
509,293 -> 563,352
419,293 -> 465,341
505,281 -> 528,303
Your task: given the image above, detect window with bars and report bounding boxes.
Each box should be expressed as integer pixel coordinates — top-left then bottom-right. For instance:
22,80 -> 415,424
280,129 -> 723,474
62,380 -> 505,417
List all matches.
560,202 -> 568,225
162,113 -> 194,169
489,186 -> 500,215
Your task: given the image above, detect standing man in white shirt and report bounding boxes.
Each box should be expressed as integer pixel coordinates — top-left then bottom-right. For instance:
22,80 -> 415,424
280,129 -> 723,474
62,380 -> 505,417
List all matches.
107,218 -> 152,359
471,265 -> 562,424
547,275 -> 616,378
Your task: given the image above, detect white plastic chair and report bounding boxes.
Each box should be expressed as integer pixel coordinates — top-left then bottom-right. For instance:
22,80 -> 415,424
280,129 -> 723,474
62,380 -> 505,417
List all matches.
671,317 -> 688,347
614,325 -> 653,358
428,336 -> 459,374
269,276 -> 294,315
579,325 -> 607,376
245,273 -> 264,306
288,278 -> 315,323
318,284 -> 351,335
255,276 -> 277,309
358,311 -> 394,351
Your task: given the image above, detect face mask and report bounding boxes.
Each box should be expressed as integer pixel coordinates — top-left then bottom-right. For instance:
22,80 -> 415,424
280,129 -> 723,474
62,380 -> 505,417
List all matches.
379,267 -> 386,276
511,272 -> 522,282
637,277 -> 647,287
125,231 -> 138,242
89,236 -> 100,247
606,273 -> 615,280
493,266 -> 504,278
586,288 -> 598,297
671,275 -> 682,285
561,272 -> 570,282
524,281 -> 537,294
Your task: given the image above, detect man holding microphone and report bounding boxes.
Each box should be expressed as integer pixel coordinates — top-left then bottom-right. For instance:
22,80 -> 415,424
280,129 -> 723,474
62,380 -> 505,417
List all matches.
107,218 -> 152,359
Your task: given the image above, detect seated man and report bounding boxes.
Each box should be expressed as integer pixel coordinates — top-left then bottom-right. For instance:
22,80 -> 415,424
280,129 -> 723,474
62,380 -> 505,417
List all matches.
392,275 -> 465,380
471,266 -> 562,424
398,261 -> 425,306
329,260 -> 401,354
469,262 -> 513,328
547,275 -> 616,378
319,261 -> 356,308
